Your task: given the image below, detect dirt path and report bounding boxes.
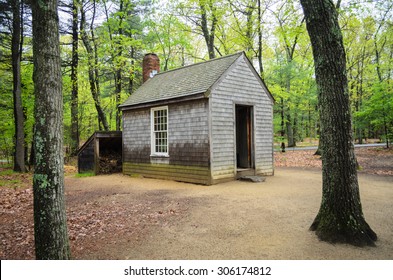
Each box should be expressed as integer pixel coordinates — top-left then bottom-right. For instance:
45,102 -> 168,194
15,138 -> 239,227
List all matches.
64,168 -> 393,260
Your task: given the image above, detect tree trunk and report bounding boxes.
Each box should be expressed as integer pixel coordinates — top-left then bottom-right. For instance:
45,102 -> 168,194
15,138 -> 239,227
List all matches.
280,97 -> 285,152
115,68 -> 122,131
257,0 -> 264,79
199,0 -> 216,59
70,0 -> 79,155
286,113 -> 295,147
115,1 -> 124,131
31,0 -> 70,259
80,0 -> 109,131
11,0 -> 26,172
129,47 -> 135,94
301,0 -> 377,246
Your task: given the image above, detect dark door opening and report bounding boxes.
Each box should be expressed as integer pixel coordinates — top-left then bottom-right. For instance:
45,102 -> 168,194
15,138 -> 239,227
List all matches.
236,105 -> 254,169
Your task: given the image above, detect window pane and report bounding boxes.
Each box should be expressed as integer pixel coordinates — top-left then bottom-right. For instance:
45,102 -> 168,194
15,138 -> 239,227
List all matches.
153,108 -> 168,153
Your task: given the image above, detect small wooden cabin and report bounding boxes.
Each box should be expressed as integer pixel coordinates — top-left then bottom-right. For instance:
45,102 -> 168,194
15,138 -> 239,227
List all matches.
119,52 -> 274,185
77,131 -> 122,174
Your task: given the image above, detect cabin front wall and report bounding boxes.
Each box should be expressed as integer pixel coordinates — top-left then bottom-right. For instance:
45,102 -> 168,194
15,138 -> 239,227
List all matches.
210,58 -> 274,183
122,99 -> 211,184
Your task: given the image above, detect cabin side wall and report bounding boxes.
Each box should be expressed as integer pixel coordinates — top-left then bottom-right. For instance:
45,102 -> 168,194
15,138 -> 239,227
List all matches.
210,57 -> 274,183
122,99 -> 211,184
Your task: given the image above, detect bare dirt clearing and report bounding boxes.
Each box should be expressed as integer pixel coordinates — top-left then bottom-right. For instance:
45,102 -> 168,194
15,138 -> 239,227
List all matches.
1,147 -> 392,259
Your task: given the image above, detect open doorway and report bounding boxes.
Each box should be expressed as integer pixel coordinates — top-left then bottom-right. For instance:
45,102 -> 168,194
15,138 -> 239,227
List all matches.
236,105 -> 254,170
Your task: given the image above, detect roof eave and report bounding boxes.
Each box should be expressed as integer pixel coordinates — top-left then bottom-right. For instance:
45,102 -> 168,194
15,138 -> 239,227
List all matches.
119,92 -> 207,111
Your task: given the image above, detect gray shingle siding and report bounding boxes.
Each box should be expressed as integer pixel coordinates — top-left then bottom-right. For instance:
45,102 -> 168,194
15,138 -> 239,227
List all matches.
122,108 -> 151,163
123,99 -> 210,167
210,57 -> 274,181
121,52 -> 274,185
168,99 -> 210,167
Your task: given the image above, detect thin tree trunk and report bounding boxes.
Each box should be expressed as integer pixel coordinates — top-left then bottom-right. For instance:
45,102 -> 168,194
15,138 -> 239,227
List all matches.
301,0 -> 377,246
285,68 -> 295,147
70,0 -> 79,155
280,97 -> 285,152
257,0 -> 264,79
115,68 -> 121,131
245,0 -> 254,53
80,1 -> 109,131
199,0 -> 217,59
31,0 -> 70,259
103,0 -> 122,130
11,0 -> 26,172
129,47 -> 135,94
115,0 -> 124,131
286,113 -> 295,147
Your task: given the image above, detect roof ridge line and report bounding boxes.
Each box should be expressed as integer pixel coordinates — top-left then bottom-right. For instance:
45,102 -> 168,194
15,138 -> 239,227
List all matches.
154,52 -> 243,76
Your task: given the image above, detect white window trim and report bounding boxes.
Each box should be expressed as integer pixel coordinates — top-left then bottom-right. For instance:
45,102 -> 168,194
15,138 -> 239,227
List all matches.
150,106 -> 169,157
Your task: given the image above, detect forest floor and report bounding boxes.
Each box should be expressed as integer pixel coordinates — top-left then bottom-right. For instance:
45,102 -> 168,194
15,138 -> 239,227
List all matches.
1,147 -> 392,260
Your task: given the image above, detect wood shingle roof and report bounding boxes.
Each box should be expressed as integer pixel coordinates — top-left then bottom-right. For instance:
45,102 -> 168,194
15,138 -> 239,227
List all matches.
119,52 -> 243,109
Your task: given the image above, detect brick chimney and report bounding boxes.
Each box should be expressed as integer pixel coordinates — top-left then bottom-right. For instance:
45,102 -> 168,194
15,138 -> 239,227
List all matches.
142,53 -> 160,83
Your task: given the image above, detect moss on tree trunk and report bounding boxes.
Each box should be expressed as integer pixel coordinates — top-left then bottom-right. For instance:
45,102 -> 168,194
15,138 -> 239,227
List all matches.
31,0 -> 70,259
300,0 -> 377,246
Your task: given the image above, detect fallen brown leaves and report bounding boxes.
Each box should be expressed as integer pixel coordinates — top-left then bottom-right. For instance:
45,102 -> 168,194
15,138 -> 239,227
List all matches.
274,147 -> 393,176
275,150 -> 322,169
0,187 -> 34,259
66,192 -> 188,259
355,147 -> 393,176
0,168 -> 189,259
1,147 -> 391,259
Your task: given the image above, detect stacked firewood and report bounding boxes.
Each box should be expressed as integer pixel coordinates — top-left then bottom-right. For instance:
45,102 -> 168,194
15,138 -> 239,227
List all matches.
99,152 -> 122,174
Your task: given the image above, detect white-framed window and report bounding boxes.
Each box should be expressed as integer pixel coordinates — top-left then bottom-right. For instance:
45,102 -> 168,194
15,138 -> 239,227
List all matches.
151,106 -> 168,156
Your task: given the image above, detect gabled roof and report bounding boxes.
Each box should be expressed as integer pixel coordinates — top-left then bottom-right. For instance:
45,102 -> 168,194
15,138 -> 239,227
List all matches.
120,52 -> 243,109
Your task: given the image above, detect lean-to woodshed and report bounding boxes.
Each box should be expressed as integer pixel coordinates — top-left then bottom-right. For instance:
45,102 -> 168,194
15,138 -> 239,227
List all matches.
119,52 -> 274,185
77,131 -> 122,174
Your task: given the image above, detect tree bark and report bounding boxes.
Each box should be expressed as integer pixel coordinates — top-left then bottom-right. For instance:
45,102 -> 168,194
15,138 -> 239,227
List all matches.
199,0 -> 217,59
11,0 -> 26,172
70,0 -> 79,155
115,0 -> 124,131
280,97 -> 285,152
115,68 -> 122,131
31,0 -> 71,259
103,0 -> 124,131
80,0 -> 109,131
257,0 -> 264,79
300,0 -> 377,246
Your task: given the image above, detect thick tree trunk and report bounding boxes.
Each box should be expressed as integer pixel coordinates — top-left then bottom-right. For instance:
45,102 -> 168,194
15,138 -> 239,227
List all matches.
31,0 -> 70,259
11,0 -> 26,172
70,0 -> 79,155
301,0 -> 377,246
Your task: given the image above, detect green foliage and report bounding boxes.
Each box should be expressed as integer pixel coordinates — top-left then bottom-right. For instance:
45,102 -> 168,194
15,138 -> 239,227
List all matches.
355,81 -> 393,142
145,12 -> 193,70
0,0 -> 392,156
0,69 -> 14,161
